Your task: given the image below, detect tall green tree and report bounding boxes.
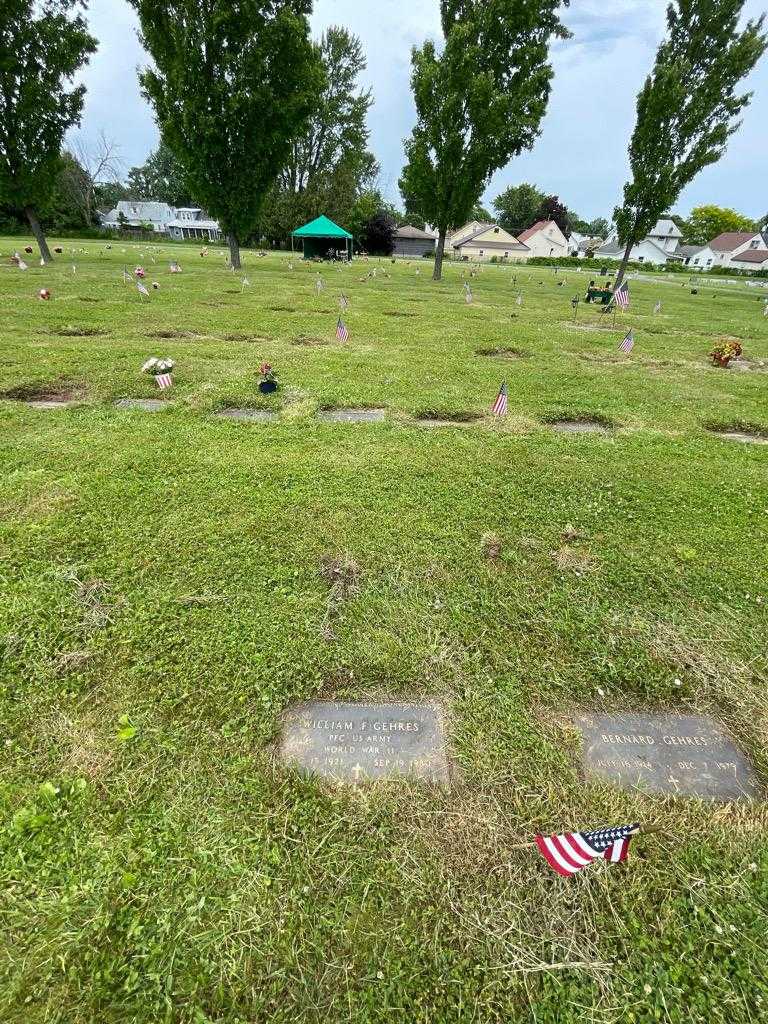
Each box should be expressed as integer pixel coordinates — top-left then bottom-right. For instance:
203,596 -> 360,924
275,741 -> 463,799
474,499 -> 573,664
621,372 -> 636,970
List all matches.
130,1 -> 324,268
612,0 -> 767,289
400,2 -> 569,280
0,1 -> 96,261
127,141 -> 192,207
260,25 -> 378,244
492,182 -> 546,232
683,204 -> 757,244
535,194 -> 571,236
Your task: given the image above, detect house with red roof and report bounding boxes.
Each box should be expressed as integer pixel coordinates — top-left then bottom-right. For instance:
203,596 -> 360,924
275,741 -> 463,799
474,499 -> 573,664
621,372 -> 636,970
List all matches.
516,219 -> 569,258
708,230 -> 766,269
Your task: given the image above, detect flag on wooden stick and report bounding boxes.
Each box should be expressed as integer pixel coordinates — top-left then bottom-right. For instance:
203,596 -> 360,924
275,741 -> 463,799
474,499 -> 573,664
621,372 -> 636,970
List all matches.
613,281 -> 630,309
535,823 -> 640,876
336,317 -> 349,342
619,329 -> 635,354
491,381 -> 508,416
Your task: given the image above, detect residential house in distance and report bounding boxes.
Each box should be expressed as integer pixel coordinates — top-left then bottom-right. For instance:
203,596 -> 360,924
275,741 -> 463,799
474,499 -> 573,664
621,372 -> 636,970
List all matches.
730,247 -> 768,273
450,223 -> 530,262
100,200 -> 221,240
677,244 -> 716,270
516,219 -> 569,258
568,233 -> 604,258
166,208 -> 222,241
446,220 -> 494,248
595,219 -> 684,266
392,224 -> 436,258
708,231 -> 767,269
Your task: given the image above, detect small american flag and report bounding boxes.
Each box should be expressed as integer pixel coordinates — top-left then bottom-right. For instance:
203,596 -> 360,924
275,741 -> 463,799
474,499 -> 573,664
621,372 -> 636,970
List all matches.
155,373 -> 173,390
241,276 -> 250,292
137,280 -> 150,298
465,283 -> 473,304
619,329 -> 635,354
17,259 -> 28,271
123,267 -> 132,283
491,381 -> 508,416
339,293 -> 349,310
336,317 -> 349,342
316,277 -> 324,294
653,300 -> 662,314
516,294 -> 522,306
536,823 -> 640,876
613,281 -> 629,309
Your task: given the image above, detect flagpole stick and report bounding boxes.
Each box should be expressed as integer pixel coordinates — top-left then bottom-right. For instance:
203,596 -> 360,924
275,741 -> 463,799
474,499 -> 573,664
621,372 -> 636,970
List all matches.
508,823 -> 664,851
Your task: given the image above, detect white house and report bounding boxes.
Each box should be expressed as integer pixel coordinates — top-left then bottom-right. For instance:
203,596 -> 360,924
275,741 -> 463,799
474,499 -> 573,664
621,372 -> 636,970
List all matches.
451,223 -> 529,262
730,247 -> 768,273
709,231 -> 766,268
678,244 -> 716,270
166,208 -> 222,241
101,200 -> 221,240
595,219 -> 684,266
516,219 -> 569,258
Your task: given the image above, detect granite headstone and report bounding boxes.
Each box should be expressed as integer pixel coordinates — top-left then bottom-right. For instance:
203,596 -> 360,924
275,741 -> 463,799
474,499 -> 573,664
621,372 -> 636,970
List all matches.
577,712 -> 759,801
280,700 -> 449,784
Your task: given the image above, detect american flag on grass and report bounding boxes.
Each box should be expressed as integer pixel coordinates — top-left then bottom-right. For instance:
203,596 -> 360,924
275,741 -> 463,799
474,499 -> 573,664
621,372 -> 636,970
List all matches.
316,276 -> 324,294
155,373 -> 173,390
464,283 -> 473,304
137,280 -> 150,298
653,300 -> 662,314
339,293 -> 349,310
619,328 -> 635,354
536,823 -> 640,876
17,259 -> 28,271
491,381 -> 508,416
613,281 -> 630,309
336,317 -> 349,342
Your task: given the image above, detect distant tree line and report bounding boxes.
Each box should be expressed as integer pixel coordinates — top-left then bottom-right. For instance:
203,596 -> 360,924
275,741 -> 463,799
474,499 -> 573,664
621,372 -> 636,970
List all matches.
0,1 -> 764,269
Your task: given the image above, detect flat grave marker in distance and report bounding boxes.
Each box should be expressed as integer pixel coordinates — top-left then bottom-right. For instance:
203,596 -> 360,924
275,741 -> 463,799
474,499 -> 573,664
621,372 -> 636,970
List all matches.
317,408 -> 386,424
280,700 -> 449,784
577,712 -> 760,801
115,398 -> 168,412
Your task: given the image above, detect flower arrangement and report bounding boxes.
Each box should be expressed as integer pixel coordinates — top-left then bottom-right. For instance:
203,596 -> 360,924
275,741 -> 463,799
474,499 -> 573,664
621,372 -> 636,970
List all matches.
710,338 -> 742,368
39,288 -> 51,300
141,357 -> 175,391
169,261 -> 182,273
259,362 -> 278,393
134,266 -> 146,279
24,246 -> 33,254
54,246 -> 63,254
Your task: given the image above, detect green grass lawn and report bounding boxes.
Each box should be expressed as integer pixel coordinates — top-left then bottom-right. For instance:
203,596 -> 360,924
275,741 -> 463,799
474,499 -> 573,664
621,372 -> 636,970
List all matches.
1,237 -> 767,1023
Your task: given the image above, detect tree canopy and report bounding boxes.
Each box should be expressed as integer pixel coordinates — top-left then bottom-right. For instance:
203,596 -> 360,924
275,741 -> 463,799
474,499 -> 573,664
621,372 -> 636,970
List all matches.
399,0 -> 569,279
0,0 -> 96,259
259,25 -> 377,245
129,0 -> 324,267
127,141 -> 192,207
492,183 -> 546,232
682,204 -> 757,245
613,0 -> 767,287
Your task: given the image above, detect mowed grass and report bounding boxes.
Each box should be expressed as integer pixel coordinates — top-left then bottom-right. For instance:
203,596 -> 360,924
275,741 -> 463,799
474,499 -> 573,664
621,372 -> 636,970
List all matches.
1,237 -> 767,1023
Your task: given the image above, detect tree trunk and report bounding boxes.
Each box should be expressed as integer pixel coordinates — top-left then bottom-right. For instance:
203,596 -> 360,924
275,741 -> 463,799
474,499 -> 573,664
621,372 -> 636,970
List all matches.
433,229 -> 447,281
613,237 -> 635,291
228,233 -> 241,270
25,207 -> 53,262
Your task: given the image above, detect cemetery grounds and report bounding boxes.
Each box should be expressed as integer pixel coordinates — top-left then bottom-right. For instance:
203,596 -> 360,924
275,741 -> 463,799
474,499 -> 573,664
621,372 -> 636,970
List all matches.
1,238 -> 767,1023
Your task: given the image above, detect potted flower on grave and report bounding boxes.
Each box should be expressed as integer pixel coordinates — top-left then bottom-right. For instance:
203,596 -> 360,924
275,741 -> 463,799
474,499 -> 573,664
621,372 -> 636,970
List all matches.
258,362 -> 278,393
135,266 -> 146,279
142,356 -> 175,390
710,339 -> 742,368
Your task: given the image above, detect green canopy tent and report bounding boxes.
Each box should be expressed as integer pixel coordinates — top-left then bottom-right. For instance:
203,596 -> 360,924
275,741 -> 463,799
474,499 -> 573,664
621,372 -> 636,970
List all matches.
291,215 -> 353,261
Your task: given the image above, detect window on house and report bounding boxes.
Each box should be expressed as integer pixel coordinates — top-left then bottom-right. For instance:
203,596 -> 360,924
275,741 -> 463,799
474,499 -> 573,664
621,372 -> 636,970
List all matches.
638,256 -> 645,262
479,250 -> 484,256
750,240 -> 759,248
494,227 -> 499,233
504,252 -> 509,257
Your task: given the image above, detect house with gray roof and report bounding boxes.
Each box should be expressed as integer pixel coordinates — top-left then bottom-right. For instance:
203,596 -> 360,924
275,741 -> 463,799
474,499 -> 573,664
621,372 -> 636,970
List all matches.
392,224 -> 436,258
100,200 -> 221,240
595,219 -> 684,266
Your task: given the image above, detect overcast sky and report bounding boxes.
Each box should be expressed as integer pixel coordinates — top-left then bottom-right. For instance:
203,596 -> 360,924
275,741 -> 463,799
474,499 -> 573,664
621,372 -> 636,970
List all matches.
75,0 -> 768,222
